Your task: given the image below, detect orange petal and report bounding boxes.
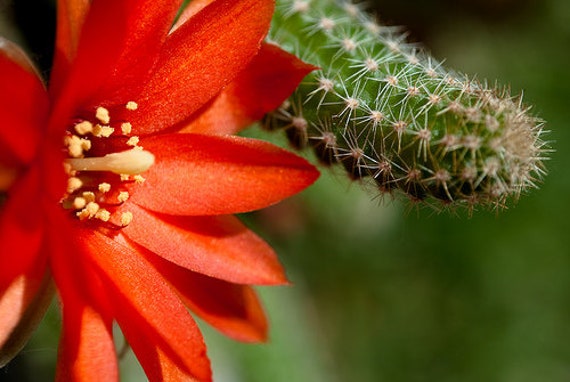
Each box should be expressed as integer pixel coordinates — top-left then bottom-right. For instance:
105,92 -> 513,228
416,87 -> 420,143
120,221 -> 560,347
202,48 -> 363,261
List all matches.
183,43 -> 316,135
45,212 -> 119,381
55,0 -> 90,57
56,300 -> 117,382
84,231 -> 211,381
131,133 -> 319,215
50,0 -> 90,97
149,255 -> 269,342
0,38 -> 47,166
0,273 -> 54,368
122,204 -> 287,285
122,0 -> 274,135
51,0 -> 183,120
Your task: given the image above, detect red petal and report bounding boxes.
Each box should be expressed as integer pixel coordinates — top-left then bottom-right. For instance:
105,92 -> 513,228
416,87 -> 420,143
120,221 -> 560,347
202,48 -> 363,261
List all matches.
0,39 -> 47,165
0,169 -> 45,292
131,134 -> 319,215
123,0 -> 274,135
55,0 -> 90,58
149,255 -> 269,342
183,43 -> 316,135
84,231 -> 211,381
56,300 -> 117,382
45,212 -> 119,381
50,0 -> 90,97
51,0 -> 183,117
0,273 -> 54,368
48,215 -> 112,313
122,203 -> 287,285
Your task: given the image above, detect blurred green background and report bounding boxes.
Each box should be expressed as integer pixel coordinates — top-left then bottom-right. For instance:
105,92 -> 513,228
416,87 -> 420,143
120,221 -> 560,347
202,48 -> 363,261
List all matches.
1,0 -> 569,381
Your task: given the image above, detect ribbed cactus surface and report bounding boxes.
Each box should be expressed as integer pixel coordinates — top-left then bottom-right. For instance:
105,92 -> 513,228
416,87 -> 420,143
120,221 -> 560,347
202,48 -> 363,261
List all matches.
265,0 -> 547,211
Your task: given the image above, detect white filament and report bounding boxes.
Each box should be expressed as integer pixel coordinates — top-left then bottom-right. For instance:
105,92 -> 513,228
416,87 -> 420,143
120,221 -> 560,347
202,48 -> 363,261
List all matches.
66,149 -> 155,175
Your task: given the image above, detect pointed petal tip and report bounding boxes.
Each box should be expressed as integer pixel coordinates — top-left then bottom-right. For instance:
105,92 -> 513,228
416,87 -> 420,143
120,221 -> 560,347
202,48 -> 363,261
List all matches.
121,206 -> 290,286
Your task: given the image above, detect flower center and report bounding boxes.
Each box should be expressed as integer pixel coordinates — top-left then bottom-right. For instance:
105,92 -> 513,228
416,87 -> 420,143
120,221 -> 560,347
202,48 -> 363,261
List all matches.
60,102 -> 153,226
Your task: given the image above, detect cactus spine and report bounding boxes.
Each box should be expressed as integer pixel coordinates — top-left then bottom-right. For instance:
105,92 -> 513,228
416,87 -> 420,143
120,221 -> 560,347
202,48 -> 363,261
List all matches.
265,0 -> 548,211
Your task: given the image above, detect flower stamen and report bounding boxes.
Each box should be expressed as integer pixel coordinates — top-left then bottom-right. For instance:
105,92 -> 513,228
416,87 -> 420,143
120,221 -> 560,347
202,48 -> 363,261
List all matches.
72,197 -> 86,209
74,121 -> 94,135
62,101 -> 147,226
121,122 -> 133,135
98,182 -> 111,193
117,191 -> 130,203
95,106 -> 111,124
67,177 -> 83,193
92,124 -> 115,138
120,211 -> 133,226
126,136 -> 140,147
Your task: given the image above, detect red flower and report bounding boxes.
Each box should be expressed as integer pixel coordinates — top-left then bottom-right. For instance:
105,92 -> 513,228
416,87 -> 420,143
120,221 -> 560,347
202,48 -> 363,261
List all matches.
0,0 -> 318,380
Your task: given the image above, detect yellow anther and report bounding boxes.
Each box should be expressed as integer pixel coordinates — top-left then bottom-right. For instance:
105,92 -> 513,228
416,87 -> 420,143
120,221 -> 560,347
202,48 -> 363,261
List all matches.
133,175 -> 146,184
64,135 -> 74,146
117,191 -> 130,203
85,202 -> 100,217
121,122 -> 132,135
75,121 -> 93,135
72,197 -> 86,210
82,191 -> 96,203
66,135 -> 92,157
120,174 -> 131,181
96,106 -> 110,124
68,143 -> 84,158
126,101 -> 138,111
120,211 -> 133,226
80,138 -> 92,151
95,209 -> 111,222
98,183 -> 111,193
126,136 -> 139,147
93,124 -> 115,138
76,209 -> 91,220
67,177 -> 83,193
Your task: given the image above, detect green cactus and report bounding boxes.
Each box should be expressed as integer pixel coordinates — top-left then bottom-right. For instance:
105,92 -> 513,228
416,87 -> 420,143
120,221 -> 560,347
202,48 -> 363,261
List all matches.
265,0 -> 548,211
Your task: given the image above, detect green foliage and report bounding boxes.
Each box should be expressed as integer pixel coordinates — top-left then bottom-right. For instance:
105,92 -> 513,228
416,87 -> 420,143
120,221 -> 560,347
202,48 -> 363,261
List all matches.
266,0 -> 548,212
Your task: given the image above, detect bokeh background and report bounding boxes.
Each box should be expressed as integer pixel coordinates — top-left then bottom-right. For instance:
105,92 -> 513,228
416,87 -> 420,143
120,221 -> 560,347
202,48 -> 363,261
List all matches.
1,0 -> 569,381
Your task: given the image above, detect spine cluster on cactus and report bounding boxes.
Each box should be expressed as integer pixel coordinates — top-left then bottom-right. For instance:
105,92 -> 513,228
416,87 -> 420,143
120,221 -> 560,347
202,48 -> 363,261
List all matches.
265,0 -> 548,211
